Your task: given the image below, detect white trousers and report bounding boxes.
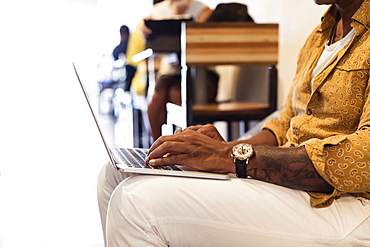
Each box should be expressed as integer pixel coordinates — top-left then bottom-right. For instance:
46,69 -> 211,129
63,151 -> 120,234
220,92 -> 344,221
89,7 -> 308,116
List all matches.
97,162 -> 370,247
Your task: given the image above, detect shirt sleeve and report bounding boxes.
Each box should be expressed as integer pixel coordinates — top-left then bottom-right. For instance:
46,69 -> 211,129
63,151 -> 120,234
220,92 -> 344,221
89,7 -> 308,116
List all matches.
263,81 -> 370,208
302,125 -> 370,207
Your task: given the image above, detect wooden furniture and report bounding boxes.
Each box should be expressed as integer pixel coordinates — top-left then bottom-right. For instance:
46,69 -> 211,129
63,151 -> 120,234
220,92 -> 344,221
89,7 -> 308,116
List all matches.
164,22 -> 279,139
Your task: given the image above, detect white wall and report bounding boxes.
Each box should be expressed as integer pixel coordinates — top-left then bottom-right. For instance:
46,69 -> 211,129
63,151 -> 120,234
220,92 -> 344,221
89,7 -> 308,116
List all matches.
94,0 -> 153,55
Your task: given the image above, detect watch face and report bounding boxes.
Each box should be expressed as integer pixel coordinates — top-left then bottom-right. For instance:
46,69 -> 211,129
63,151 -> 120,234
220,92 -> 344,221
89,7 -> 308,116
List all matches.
232,143 -> 253,160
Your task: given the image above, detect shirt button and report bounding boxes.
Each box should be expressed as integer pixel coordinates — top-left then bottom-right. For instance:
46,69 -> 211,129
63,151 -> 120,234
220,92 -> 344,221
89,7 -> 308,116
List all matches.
307,109 -> 312,115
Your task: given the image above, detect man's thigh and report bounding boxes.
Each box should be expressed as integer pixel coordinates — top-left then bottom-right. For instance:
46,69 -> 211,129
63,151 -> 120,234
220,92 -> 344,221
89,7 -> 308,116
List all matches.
107,175 -> 370,247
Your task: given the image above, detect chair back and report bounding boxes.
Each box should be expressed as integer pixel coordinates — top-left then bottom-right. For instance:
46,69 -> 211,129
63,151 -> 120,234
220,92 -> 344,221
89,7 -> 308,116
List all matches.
182,22 -> 278,67
165,22 -> 279,132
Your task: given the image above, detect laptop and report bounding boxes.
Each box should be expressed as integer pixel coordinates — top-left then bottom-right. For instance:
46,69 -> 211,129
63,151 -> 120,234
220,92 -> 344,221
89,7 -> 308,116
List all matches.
73,63 -> 229,180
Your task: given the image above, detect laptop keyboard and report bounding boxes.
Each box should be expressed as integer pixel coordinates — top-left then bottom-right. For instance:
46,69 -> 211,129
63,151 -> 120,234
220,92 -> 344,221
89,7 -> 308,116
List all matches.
117,148 -> 182,171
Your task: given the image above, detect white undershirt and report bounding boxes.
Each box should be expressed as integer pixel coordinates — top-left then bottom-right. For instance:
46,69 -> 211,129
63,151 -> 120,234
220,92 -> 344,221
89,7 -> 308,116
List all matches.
310,28 -> 355,90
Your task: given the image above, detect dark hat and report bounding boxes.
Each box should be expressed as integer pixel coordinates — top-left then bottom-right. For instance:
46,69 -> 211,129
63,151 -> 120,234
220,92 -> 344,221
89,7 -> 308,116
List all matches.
207,3 -> 254,22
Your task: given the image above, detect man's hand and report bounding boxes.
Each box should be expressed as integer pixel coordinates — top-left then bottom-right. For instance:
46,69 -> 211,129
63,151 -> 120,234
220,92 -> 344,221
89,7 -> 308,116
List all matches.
175,124 -> 226,142
146,129 -> 235,174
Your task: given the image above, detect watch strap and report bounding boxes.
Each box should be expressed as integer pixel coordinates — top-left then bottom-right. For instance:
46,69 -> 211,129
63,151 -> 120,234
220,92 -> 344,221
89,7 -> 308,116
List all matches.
235,159 -> 248,178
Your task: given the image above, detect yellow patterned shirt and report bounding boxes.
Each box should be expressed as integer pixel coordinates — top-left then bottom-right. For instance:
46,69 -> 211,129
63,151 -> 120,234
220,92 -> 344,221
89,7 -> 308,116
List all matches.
264,2 -> 370,207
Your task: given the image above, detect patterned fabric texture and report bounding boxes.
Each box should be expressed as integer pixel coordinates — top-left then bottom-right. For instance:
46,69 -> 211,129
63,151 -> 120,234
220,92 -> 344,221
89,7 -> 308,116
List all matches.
264,0 -> 370,207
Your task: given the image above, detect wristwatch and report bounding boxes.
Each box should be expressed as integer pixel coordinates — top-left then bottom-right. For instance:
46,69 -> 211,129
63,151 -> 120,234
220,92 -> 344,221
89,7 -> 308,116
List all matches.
232,143 -> 254,178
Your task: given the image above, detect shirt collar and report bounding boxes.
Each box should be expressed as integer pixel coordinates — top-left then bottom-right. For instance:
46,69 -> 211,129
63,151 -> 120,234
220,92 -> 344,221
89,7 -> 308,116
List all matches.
319,0 -> 370,32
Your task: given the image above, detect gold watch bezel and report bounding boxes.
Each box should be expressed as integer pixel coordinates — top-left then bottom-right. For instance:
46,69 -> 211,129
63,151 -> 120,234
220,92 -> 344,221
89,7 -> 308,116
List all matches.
232,143 -> 254,161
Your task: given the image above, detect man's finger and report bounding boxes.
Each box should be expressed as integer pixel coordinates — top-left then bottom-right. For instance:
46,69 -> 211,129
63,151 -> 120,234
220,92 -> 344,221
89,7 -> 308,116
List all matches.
148,153 -> 189,166
146,140 -> 189,162
174,129 -> 183,134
